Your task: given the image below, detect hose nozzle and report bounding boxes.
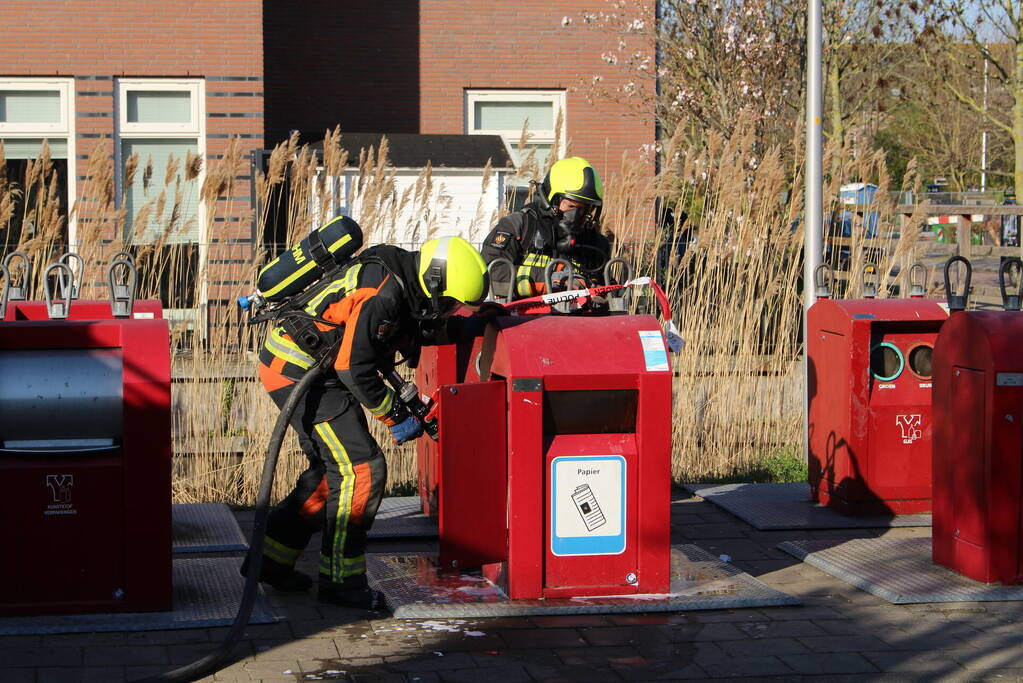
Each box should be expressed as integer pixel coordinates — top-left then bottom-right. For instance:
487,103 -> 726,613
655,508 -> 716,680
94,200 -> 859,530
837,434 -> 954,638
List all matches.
386,371 -> 439,441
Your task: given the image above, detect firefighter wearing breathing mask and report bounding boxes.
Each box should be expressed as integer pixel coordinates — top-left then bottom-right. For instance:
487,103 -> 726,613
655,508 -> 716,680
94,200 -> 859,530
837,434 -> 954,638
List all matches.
245,235 -> 489,609
482,156 -> 611,299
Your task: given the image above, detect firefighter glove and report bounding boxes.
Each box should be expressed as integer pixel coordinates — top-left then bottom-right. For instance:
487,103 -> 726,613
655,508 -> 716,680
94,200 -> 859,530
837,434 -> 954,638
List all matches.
379,394 -> 412,426
450,302 -> 509,341
476,301 -> 509,318
389,414 -> 425,445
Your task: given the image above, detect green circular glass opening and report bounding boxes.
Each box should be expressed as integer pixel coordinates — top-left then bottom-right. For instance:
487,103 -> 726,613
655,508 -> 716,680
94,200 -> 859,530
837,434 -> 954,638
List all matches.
870,342 -> 904,381
907,344 -> 933,380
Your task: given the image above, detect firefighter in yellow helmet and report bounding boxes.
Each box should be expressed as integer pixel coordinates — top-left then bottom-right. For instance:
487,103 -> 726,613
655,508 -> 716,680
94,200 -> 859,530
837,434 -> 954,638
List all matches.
245,234 -> 488,609
482,156 -> 610,299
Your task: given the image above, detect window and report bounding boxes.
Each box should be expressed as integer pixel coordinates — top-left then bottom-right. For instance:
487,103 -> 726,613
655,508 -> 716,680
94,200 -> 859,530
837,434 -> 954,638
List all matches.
466,90 -> 565,175
0,81 -> 71,133
116,79 -> 204,245
0,78 -> 75,251
116,79 -> 205,323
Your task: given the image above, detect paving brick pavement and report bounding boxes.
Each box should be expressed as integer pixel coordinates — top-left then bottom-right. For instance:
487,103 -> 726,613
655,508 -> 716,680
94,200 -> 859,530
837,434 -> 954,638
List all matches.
3,490 -> 1023,682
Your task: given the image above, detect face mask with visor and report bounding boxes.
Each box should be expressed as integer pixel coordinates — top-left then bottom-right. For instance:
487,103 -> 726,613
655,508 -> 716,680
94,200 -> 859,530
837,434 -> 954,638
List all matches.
554,202 -> 601,254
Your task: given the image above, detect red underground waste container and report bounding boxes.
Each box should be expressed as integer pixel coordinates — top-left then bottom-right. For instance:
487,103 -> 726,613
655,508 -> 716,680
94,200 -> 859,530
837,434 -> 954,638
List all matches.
807,268 -> 948,515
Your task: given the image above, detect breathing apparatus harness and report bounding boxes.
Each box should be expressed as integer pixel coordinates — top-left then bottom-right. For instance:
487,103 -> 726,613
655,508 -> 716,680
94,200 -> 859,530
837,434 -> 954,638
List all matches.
244,233 -> 457,359
241,229 -> 356,363
246,245 -> 440,439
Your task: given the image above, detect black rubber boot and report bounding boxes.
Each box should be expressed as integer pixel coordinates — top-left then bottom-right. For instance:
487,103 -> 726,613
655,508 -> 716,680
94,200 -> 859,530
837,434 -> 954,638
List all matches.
240,555 -> 313,592
318,577 -> 385,610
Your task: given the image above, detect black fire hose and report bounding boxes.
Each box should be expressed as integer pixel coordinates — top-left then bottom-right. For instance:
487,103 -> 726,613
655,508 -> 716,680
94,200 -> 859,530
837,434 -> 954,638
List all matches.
134,362 -> 326,683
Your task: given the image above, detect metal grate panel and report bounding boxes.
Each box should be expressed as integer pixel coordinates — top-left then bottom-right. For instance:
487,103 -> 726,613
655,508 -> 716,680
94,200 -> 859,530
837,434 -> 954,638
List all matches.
172,502 -> 248,553
683,482 -> 932,530
0,557 -> 278,634
368,544 -> 798,619
779,537 -> 1023,604
369,496 -> 438,539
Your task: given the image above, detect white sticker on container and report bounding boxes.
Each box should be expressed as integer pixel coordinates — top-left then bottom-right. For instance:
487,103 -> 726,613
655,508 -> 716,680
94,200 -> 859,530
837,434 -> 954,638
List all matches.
996,373 -> 1023,386
551,455 -> 626,556
638,330 -> 669,372
133,312 -> 155,319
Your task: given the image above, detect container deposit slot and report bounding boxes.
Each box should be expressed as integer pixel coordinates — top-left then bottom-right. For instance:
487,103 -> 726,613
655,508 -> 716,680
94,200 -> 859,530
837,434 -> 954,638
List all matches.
0,348 -> 123,454
870,342 -> 904,382
543,389 -> 638,435
907,343 -> 933,380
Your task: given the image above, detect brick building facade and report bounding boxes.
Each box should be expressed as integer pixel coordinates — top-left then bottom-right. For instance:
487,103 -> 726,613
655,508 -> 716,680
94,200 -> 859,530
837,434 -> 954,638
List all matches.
264,1 -> 655,175
1,1 -> 654,327
0,0 -> 263,316
264,2 -> 420,141
418,2 -> 654,174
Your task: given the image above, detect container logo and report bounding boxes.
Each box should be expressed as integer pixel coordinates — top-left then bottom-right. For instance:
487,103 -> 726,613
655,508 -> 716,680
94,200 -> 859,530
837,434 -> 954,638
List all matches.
896,414 -> 923,444
44,474 -> 77,516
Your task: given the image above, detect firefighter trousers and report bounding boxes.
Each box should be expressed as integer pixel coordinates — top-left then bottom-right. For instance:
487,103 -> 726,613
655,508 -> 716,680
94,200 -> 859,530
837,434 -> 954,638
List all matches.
261,367 -> 387,587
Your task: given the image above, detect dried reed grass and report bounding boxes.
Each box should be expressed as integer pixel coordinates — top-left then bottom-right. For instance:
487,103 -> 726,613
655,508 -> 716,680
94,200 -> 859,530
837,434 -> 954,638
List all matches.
0,122 -> 930,503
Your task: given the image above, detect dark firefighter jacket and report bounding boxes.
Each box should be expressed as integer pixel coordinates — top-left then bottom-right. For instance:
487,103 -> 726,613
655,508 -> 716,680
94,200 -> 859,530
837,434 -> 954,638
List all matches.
258,245 -> 452,426
481,199 -> 611,299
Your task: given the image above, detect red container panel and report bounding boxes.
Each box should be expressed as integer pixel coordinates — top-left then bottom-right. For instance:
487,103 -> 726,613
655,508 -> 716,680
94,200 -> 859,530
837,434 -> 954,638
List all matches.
425,313 -> 672,600
933,311 -> 1023,584
807,298 -> 947,514
4,298 -> 163,321
0,453 -> 125,611
865,329 -> 934,498
544,433 -> 640,597
415,334 -> 485,519
0,318 -> 172,615
436,381 -> 507,572
495,316 -> 671,599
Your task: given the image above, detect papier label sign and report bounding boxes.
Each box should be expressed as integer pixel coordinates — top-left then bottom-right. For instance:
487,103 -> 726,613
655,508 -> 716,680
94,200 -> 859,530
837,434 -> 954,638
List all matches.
550,455 -> 626,556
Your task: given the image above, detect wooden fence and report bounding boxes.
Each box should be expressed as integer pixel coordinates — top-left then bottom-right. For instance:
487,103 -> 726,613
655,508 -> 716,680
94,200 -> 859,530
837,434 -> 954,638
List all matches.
832,203 -> 1023,307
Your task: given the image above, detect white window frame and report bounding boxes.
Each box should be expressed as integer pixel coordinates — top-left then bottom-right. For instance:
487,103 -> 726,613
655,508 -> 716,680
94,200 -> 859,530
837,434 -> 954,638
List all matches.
0,77 -> 77,242
114,78 -> 206,235
115,78 -> 207,334
0,77 -> 74,134
465,89 -> 566,166
117,79 -> 203,135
